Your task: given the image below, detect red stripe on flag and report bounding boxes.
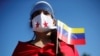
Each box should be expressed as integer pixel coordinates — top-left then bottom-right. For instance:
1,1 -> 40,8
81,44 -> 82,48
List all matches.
71,39 -> 86,45
57,32 -> 86,45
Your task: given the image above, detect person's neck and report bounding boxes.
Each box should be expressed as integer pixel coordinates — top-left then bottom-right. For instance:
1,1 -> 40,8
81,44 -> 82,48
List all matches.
31,32 -> 52,48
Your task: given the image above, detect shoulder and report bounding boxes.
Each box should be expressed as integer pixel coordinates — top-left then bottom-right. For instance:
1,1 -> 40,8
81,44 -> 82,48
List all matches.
14,41 -> 37,49
59,41 -> 75,52
15,41 -> 30,47
59,41 -> 79,56
59,41 -> 75,48
12,41 -> 31,52
12,41 -> 38,56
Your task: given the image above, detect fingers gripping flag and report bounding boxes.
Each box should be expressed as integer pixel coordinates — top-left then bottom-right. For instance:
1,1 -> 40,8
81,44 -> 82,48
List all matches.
57,20 -> 86,45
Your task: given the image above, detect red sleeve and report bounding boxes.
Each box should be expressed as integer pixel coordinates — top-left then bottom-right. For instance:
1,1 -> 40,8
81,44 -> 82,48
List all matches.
60,41 -> 79,56
12,41 -> 39,56
12,41 -> 56,56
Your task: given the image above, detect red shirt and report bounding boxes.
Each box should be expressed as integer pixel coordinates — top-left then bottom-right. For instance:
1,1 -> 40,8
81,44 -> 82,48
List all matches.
12,41 -> 79,56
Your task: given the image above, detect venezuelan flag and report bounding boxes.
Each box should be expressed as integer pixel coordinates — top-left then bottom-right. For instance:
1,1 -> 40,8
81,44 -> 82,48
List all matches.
57,20 -> 86,45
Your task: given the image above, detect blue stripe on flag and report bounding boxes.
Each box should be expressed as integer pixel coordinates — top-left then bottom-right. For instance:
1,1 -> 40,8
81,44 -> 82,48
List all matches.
57,26 -> 85,39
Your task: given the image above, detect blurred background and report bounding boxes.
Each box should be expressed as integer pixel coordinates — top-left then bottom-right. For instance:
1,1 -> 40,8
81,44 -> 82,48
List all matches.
0,0 -> 100,56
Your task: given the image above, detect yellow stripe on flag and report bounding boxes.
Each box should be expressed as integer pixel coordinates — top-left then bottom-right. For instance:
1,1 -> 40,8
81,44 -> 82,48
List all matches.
57,20 -> 85,34
71,28 -> 85,33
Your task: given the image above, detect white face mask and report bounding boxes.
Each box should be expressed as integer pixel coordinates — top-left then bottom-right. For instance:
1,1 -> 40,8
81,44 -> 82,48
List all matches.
32,12 -> 56,32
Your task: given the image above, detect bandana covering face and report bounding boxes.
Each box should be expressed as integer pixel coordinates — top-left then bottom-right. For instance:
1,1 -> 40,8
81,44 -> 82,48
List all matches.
32,12 -> 56,32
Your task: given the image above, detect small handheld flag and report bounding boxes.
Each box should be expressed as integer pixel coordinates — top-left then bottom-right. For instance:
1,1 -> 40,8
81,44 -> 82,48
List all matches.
57,20 -> 86,45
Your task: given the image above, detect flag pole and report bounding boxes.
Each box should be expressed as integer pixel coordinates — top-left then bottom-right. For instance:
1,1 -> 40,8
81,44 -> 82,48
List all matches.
56,36 -> 59,55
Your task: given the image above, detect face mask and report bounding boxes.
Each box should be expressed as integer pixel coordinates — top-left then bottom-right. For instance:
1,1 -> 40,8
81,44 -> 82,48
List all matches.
32,12 -> 56,32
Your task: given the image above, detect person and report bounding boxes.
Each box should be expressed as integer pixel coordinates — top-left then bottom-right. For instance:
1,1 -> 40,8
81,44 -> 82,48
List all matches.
12,1 -> 79,56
